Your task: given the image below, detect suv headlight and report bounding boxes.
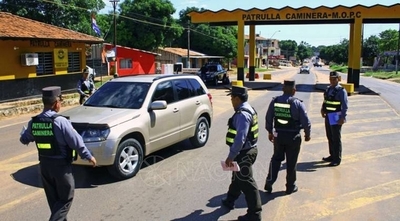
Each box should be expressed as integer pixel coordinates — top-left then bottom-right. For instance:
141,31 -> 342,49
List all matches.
82,128 -> 110,142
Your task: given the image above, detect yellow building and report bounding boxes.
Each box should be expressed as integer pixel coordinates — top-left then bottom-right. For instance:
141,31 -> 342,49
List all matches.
0,12 -> 103,101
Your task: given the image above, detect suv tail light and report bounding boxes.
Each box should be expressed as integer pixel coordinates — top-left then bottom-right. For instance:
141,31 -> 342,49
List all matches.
207,93 -> 213,106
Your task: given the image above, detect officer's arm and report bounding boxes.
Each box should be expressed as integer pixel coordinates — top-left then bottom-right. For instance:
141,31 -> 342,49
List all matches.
59,118 -> 93,160
296,101 -> 311,137
19,120 -> 34,145
265,100 -> 275,134
339,89 -> 348,120
76,80 -> 85,96
228,113 -> 251,160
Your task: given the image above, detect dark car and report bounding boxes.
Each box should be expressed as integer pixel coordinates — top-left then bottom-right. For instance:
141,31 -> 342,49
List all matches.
299,65 -> 310,74
198,63 -> 230,86
313,62 -> 322,67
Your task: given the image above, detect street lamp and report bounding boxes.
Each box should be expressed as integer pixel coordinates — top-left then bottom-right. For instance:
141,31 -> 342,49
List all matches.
266,30 -> 280,70
110,0 -> 119,77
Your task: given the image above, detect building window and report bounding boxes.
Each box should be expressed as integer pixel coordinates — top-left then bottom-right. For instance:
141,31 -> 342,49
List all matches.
36,52 -> 54,76
67,52 -> 81,73
120,59 -> 132,69
272,42 -> 275,47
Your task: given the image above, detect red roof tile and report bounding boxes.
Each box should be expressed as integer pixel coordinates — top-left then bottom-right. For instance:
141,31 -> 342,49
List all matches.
0,12 -> 103,43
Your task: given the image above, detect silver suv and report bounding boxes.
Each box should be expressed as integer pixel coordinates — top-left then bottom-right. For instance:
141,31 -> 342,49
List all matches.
62,74 -> 213,179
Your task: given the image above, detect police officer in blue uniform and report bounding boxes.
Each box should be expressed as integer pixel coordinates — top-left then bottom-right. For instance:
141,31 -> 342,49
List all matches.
77,68 -> 95,104
20,86 -> 97,221
321,71 -> 348,166
221,86 -> 262,221
264,80 -> 311,194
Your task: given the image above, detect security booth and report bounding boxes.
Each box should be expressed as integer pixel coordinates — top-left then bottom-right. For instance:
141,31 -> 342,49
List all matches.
0,12 -> 103,102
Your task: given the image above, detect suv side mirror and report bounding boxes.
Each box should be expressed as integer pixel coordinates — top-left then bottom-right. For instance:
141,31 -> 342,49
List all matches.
150,100 -> 167,110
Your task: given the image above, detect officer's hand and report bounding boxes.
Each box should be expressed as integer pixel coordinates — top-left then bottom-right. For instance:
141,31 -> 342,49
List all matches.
225,158 -> 233,168
320,110 -> 326,118
305,136 -> 311,142
89,157 -> 97,167
338,118 -> 345,125
268,133 -> 274,143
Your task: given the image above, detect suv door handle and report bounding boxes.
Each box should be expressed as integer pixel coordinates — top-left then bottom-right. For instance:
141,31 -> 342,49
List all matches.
173,108 -> 179,113
195,101 -> 201,105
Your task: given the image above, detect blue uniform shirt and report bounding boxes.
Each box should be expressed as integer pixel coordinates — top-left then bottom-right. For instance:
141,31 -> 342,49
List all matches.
322,84 -> 348,120
77,78 -> 95,96
265,94 -> 311,137
228,102 -> 257,160
20,109 -> 93,161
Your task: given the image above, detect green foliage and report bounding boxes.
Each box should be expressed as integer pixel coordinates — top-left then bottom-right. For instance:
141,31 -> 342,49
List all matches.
378,29 -> 399,52
297,41 -> 313,62
319,39 -> 349,64
330,64 -> 348,73
363,71 -> 398,79
117,0 -> 183,51
0,0 -> 106,34
279,40 -> 298,59
171,7 -> 238,60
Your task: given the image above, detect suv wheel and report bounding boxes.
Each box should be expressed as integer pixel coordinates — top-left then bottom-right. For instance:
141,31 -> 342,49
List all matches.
190,117 -> 210,148
108,138 -> 143,179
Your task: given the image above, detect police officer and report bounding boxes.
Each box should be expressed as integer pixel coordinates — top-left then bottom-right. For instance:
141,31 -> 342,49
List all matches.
221,86 -> 262,221
264,80 -> 311,194
20,86 -> 97,221
77,68 -> 95,104
321,71 -> 348,166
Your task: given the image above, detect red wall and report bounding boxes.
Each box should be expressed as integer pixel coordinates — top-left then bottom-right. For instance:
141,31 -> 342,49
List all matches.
104,45 -> 156,77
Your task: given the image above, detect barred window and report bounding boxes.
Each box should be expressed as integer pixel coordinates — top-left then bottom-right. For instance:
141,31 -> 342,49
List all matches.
120,59 -> 132,69
68,52 -> 81,72
36,52 -> 54,76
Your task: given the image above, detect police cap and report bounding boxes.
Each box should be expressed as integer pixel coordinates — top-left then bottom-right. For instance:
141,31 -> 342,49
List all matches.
329,71 -> 340,78
227,86 -> 248,96
283,79 -> 295,87
42,86 -> 62,101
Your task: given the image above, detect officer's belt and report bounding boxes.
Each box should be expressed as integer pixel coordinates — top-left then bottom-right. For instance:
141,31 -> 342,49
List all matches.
39,155 -> 71,165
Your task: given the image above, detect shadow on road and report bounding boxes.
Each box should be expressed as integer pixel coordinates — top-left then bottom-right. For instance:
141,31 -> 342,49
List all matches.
170,190 -> 286,221
11,139 -> 201,189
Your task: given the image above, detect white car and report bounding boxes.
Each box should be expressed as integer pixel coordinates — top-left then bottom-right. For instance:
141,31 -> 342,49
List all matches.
299,65 -> 310,74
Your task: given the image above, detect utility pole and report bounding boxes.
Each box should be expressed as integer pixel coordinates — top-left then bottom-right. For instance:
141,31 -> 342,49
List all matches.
110,0 -> 119,77
397,23 -> 400,75
187,20 -> 190,68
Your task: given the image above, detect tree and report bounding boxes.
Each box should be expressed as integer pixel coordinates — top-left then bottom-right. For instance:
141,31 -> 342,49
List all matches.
378,29 -> 399,52
279,40 -> 298,59
297,41 -> 313,62
0,0 -> 106,34
362,35 -> 380,65
172,7 -> 238,61
117,0 -> 183,51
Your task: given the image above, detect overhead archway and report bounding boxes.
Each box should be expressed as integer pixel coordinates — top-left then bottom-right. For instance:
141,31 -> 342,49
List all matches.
188,4 -> 400,88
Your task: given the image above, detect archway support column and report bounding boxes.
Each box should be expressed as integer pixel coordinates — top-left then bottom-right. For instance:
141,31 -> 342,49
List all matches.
347,23 -> 354,81
237,20 -> 245,81
351,19 -> 362,88
249,25 -> 256,81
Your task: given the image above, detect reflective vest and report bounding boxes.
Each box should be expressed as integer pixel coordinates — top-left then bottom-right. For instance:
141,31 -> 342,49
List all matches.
226,107 -> 259,147
274,97 -> 300,130
323,86 -> 343,113
31,114 -> 76,161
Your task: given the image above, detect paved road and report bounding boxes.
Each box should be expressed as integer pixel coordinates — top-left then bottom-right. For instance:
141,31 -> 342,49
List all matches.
1,67 -> 400,221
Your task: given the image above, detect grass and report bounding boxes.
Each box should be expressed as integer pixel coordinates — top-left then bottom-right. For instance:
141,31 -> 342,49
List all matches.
363,71 -> 399,80
94,76 -> 113,88
330,64 -> 348,73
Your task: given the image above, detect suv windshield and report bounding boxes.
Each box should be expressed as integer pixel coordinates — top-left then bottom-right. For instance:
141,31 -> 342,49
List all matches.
84,81 -> 151,109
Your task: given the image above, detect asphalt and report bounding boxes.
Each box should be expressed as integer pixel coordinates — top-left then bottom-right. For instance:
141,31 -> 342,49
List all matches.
1,66 -> 397,118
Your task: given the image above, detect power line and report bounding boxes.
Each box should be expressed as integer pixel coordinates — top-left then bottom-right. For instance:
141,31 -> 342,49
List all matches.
38,0 -> 224,42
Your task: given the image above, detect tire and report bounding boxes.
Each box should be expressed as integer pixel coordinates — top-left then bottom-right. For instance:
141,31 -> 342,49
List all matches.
189,117 -> 210,148
214,77 -> 219,86
107,138 -> 144,180
222,75 -> 230,85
